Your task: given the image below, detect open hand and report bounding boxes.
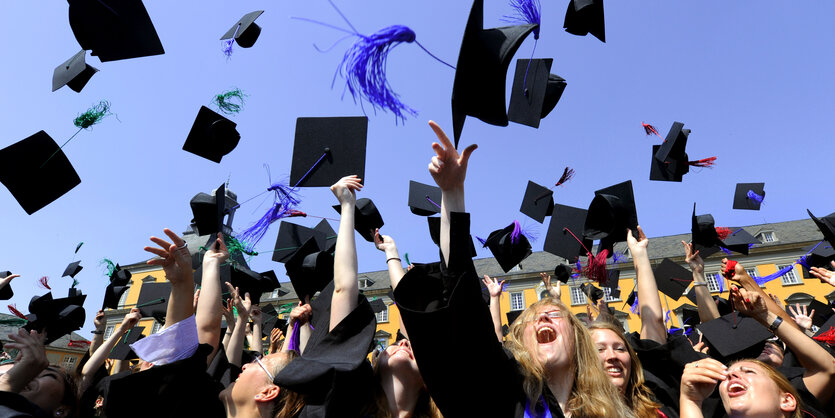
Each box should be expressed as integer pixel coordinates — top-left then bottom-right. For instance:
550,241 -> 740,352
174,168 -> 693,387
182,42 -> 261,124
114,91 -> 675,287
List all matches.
540,272 -> 561,299
681,241 -> 704,274
331,175 -> 363,205
810,261 -> 835,286
788,303 -> 814,331
145,228 -> 193,286
481,275 -> 505,298
626,226 -> 649,258
680,359 -> 728,405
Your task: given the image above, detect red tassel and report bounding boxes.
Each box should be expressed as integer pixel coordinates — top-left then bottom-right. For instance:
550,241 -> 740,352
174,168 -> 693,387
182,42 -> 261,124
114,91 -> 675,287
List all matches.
689,157 -> 717,168
642,122 -> 661,138
555,167 -> 575,187
8,304 -> 26,319
814,327 -> 835,345
723,260 -> 738,279
286,210 -> 307,218
583,249 -> 609,285
68,339 -> 91,347
38,276 -> 51,290
715,227 -> 732,241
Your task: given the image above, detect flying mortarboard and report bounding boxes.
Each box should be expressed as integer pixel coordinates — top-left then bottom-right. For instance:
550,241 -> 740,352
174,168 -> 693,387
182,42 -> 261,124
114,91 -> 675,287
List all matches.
584,180 -> 638,244
652,258 -> 693,300
284,238 -> 333,302
313,219 -> 338,253
369,299 -> 387,314
67,0 -> 165,62
654,122 -> 689,163
271,222 -> 328,263
289,117 -> 368,187
108,326 -> 145,361
519,180 -> 554,223
803,243 -> 835,270
0,271 -> 14,300
563,0 -> 605,42
544,204 -> 591,261
182,106 -> 241,163
649,144 -> 685,182
625,289 -> 637,307
52,50 -> 98,93
102,281 -> 130,310
697,312 -> 771,361
0,131 -> 81,215
62,261 -> 83,278
332,198 -> 384,242
227,264 -> 275,305
720,228 -> 760,255
604,268 -> 621,291
450,0 -> 537,146
807,210 -> 835,247
580,282 -> 604,304
189,184 -> 227,236
553,264 -> 573,284
427,217 -> 477,257
135,282 -> 170,324
733,183 -> 765,211
408,181 -> 442,216
507,59 -> 566,128
481,222 -> 532,273
220,11 -> 264,48
24,292 -> 87,345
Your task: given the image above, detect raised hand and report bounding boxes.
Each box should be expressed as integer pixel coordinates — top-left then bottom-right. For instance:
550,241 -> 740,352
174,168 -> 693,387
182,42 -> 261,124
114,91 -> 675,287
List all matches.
121,308 -> 141,329
330,175 -> 363,206
680,359 -> 728,405
268,328 -> 284,354
288,302 -> 313,328
691,334 -> 709,354
681,241 -> 704,274
730,285 -> 768,323
144,228 -> 192,286
203,233 -> 230,265
221,299 -> 235,331
481,275 -> 505,298
0,330 -> 49,393
626,226 -> 649,258
93,310 -> 106,332
788,303 -> 815,331
373,229 -> 396,254
250,306 -> 262,324
540,272 -> 561,299
810,261 -> 835,286
427,121 -> 477,192
226,282 -> 252,321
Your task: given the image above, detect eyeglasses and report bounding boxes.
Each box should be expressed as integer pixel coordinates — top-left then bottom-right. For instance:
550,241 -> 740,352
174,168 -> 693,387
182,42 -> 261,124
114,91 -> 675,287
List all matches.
524,310 -> 565,323
253,355 -> 274,381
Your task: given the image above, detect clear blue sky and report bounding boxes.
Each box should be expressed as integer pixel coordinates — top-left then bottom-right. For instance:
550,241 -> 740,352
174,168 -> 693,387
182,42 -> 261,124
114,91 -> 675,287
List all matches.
1,1 -> 833,333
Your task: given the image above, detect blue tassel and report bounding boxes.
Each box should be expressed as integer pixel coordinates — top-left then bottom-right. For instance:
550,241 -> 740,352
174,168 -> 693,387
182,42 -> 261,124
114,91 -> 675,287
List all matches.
630,295 -> 639,315
510,220 -> 538,244
237,178 -> 301,249
338,25 -> 419,123
612,251 -> 626,264
720,247 -> 732,256
755,264 -> 796,286
477,236 -> 487,247
717,273 -> 724,293
503,0 -> 541,39
746,190 -> 765,204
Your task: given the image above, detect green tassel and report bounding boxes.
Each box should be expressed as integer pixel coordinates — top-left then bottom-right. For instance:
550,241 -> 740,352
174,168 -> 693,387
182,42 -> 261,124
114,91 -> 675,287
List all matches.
0,318 -> 27,326
71,278 -> 79,288
75,242 -> 84,254
225,236 -> 258,257
277,303 -> 295,315
73,100 -> 112,129
100,258 -> 116,276
212,88 -> 247,115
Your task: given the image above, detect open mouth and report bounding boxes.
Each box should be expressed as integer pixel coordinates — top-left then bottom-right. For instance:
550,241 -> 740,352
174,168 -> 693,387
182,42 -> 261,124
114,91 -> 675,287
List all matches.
536,326 -> 557,344
727,381 -> 747,397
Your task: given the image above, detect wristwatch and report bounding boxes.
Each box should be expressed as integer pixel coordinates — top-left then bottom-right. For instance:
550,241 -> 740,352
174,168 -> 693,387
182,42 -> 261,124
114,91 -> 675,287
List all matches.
768,316 -> 783,333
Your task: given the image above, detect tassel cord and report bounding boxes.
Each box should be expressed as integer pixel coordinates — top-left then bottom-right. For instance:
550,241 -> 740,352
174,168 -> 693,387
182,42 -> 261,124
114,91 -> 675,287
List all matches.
413,40 -> 456,70
521,40 -> 537,94
40,127 -> 83,169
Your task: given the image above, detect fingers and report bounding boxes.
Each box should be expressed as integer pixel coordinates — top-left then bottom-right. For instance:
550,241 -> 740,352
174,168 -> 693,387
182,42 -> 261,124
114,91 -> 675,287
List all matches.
143,246 -> 168,258
636,225 -> 647,240
428,120 -> 453,151
149,236 -> 173,251
163,228 -> 185,247
459,144 -> 478,166
810,309 -> 816,319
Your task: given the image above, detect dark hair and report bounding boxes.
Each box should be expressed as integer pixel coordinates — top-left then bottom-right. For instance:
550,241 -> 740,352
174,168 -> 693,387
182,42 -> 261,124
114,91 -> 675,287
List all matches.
48,365 -> 79,418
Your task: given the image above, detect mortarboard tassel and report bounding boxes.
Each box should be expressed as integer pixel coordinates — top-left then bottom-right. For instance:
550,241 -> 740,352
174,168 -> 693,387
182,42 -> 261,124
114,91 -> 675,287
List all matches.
287,322 -> 301,352
555,167 -> 575,187
612,251 -> 627,265
68,339 -> 90,348
754,264 -> 796,286
582,249 -> 609,285
75,242 -> 84,254
814,327 -> 835,345
715,227 -> 732,241
630,294 -> 639,315
404,253 -> 411,266
41,100 -> 113,168
716,273 -> 724,293
476,236 -> 487,247
510,220 -> 538,244
100,258 -> 117,277
71,278 -> 79,288
642,122 -> 664,141
504,0 -> 541,39
212,88 -> 247,115
237,174 -> 302,250
222,24 -> 242,58
746,190 -> 765,205
38,276 -> 51,290
689,157 -> 717,168
8,304 -> 26,319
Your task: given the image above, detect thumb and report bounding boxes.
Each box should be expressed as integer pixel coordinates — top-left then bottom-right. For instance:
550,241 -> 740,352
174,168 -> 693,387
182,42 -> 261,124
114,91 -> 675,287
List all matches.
459,144 -> 478,165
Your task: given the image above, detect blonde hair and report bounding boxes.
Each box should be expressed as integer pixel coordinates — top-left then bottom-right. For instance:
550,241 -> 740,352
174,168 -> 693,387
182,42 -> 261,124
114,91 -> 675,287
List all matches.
587,321 -> 660,418
269,351 -> 306,418
727,359 -> 803,418
505,297 -> 635,417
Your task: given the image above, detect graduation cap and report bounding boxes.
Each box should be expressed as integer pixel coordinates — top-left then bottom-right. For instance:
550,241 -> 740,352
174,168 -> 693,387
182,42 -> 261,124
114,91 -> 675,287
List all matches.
289,117 -> 368,187
553,264 -> 573,284
519,180 -> 555,223
332,198 -> 384,242
189,183 -> 227,236
654,122 -> 689,163
804,243 -> 835,270
506,310 -> 523,327
62,261 -> 83,278
563,0 -> 605,42
369,299 -> 387,314
733,183 -> 765,211
678,304 -> 701,329
271,222 -> 328,263
691,204 -> 722,258
408,180 -> 442,216
284,238 -> 333,302
697,312 -> 771,361
625,289 -> 637,307
261,304 -> 286,337
584,180 -> 638,245
652,258 -> 693,301
67,0 -> 165,62
507,59 -> 566,128
0,271 -> 14,300
603,268 -> 621,291
807,210 -> 835,247
225,264 -> 273,305
220,11 -> 264,48
580,282 -> 604,304
481,222 -> 532,273
427,217 -> 477,257
649,144 -> 686,182
52,50 -> 98,93
108,326 -> 145,361
182,106 -> 241,163
135,282 -> 170,324
0,131 -> 81,215
721,228 -> 760,255
543,204 -> 591,261
813,315 -> 835,344
102,281 -> 130,310
24,292 -> 87,345
450,0 -> 537,146
109,264 -> 132,284
313,219 -> 338,253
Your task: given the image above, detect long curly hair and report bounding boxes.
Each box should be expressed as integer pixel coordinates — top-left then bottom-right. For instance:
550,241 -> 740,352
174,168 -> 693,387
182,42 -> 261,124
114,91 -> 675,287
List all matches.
587,321 -> 660,418
505,297 -> 635,418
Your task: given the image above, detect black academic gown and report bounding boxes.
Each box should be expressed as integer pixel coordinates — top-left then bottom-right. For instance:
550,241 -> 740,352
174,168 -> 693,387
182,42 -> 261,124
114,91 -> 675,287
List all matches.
393,212 -> 564,418
0,391 -> 48,418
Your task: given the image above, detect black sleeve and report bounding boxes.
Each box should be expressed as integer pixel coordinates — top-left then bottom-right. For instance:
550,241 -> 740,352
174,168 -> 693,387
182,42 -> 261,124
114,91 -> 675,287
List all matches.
394,212 -> 523,417
0,391 -> 41,417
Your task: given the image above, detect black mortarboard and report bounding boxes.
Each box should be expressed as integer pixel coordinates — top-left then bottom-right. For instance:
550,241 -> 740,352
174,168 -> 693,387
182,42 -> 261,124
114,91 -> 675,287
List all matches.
62,261 -> 83,278
804,243 -> 835,269
508,59 -> 566,128
408,180 -> 442,216
52,50 -> 98,93
482,223 -> 532,273
228,264 -> 273,305
25,292 -> 87,345
721,228 -> 760,255
135,282 -> 170,324
332,198 -> 384,242
109,264 -> 132,284
654,122 -> 689,164
625,290 -> 637,307
67,0 -> 165,62
804,299 -> 835,328
182,106 -> 240,163
427,216 -> 477,257
807,210 -> 835,247
649,144 -> 686,182
544,204 -> 591,261
690,203 -> 724,258
814,315 -> 835,340
684,287 -> 698,305
189,183 -> 227,236
0,271 -> 13,300
604,268 -> 620,291
584,180 -> 638,244
289,117 -> 368,187
284,238 -> 333,302
313,219 -> 338,253
259,270 -> 280,295
369,299 -> 386,314
554,264 -> 573,284
652,258 -> 692,301
450,0 -> 537,146
261,304 -> 286,337
0,131 -> 81,215
714,296 -> 733,316
519,180 -> 554,223
108,326 -> 145,361
220,11 -> 264,48
608,287 -> 621,300
697,313 -> 771,361
733,183 -> 765,211
272,222 -> 327,263
564,0 -> 605,42
580,282 -> 604,304
678,304 -> 701,329
506,310 -> 523,327
102,281 -> 130,310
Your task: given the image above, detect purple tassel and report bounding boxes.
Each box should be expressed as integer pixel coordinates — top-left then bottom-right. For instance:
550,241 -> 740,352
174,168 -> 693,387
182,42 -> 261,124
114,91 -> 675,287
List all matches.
612,251 -> 626,264
572,260 -> 582,278
222,24 -> 242,58
503,0 -> 541,39
630,295 -> 639,314
717,273 -> 724,293
237,179 -> 301,249
287,322 -> 301,352
746,190 -> 765,204
797,255 -> 810,271
338,25 -> 419,123
755,264 -> 796,286
664,309 -> 672,326
477,236 -> 487,247
720,247 -> 732,256
510,220 -> 538,244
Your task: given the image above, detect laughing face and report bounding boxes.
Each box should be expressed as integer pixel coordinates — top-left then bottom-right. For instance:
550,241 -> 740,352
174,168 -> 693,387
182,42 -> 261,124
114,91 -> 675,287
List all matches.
719,361 -> 796,416
522,304 -> 575,371
591,328 -> 631,393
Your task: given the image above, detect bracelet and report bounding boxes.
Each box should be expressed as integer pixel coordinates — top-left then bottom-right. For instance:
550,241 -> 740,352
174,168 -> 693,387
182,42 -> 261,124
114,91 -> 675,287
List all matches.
91,330 -> 104,335
768,316 -> 783,333
386,257 -> 401,264
691,282 -> 708,287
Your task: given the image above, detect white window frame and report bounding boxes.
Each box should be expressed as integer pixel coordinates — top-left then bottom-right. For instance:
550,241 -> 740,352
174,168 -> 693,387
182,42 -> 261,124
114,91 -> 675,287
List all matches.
103,324 -> 116,340
779,265 -> 802,285
375,308 -> 389,323
758,231 -> 777,243
603,287 -> 621,302
706,273 -> 722,293
510,292 -> 525,311
60,355 -> 77,371
151,321 -> 162,334
569,286 -> 587,306
746,268 -> 760,279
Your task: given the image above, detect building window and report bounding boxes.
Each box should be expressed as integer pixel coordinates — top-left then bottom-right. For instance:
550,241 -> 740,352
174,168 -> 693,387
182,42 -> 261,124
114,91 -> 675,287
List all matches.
570,286 -> 587,306
510,292 -> 525,311
103,324 -> 116,340
746,268 -> 760,279
603,287 -> 620,302
60,355 -> 77,371
779,265 -> 802,286
375,307 -> 389,323
757,231 -> 777,243
706,274 -> 722,293
358,278 -> 375,289
151,321 -> 162,334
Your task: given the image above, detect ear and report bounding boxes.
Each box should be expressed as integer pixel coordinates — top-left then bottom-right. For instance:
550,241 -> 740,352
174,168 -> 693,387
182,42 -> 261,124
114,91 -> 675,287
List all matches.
254,384 -> 280,403
54,406 -> 70,418
779,392 -> 797,413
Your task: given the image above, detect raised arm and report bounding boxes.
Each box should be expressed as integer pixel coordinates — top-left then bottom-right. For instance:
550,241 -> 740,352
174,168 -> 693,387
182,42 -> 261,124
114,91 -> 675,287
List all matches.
374,229 -> 406,290
810,261 -> 835,287
282,302 -> 312,354
250,306 -> 263,354
224,283 -> 251,367
89,309 -> 106,356
682,241 -> 719,323
81,309 -> 140,389
329,175 -> 363,331
541,272 -> 561,300
629,226 -> 666,343
196,234 -> 229,354
723,259 -> 799,331
221,297 -> 235,350
144,228 -> 194,329
482,275 -> 505,343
